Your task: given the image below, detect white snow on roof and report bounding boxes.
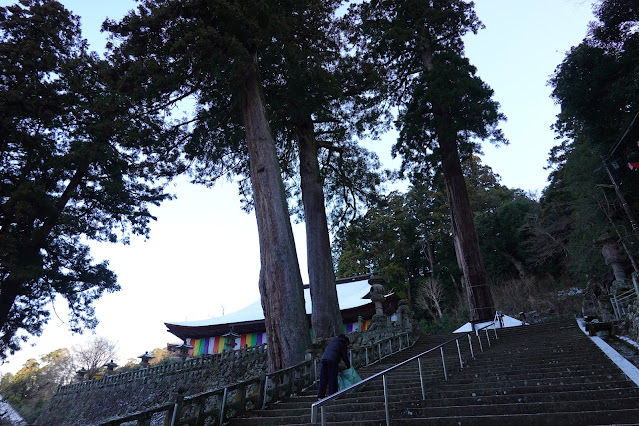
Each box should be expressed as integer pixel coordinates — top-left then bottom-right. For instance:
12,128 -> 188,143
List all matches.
452,315 -> 524,333
166,278 -> 373,328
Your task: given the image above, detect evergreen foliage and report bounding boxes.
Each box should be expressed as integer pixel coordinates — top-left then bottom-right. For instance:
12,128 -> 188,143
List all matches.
105,0 -> 326,370
546,0 -> 639,280
336,156 -> 522,320
0,0 -> 180,359
345,0 -> 506,322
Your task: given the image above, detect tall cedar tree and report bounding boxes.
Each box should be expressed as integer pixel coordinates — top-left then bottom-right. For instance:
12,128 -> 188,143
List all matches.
336,156 -> 515,311
0,1 -> 180,359
262,0 -> 347,339
259,0 -> 387,338
347,0 -> 505,322
105,0 -> 313,370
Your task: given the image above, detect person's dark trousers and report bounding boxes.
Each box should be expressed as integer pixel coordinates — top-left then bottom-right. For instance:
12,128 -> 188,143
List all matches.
317,360 -> 339,398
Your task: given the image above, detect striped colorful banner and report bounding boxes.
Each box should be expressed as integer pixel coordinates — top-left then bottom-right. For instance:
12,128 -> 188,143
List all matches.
343,320 -> 371,333
184,322 -> 378,356
186,332 -> 266,355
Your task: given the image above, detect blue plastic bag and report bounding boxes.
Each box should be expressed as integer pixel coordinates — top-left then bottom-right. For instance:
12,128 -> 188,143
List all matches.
337,366 -> 362,391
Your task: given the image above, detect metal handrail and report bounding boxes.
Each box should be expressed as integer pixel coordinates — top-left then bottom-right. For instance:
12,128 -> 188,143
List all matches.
310,321 -> 498,425
612,286 -> 637,319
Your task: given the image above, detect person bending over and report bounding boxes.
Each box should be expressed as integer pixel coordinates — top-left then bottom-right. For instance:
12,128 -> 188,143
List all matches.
317,334 -> 350,399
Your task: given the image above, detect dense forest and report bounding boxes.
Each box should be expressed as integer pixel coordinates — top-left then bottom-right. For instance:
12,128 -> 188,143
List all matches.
336,0 -> 639,330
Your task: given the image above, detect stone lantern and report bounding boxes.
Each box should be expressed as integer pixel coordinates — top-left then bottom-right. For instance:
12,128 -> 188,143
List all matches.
138,351 -> 154,368
75,367 -> 87,382
597,235 -> 630,291
222,329 -> 241,352
103,360 -> 118,375
369,273 -> 386,315
175,342 -> 193,361
368,273 -> 388,330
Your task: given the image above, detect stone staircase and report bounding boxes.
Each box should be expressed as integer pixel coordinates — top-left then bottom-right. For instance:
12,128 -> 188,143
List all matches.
229,322 -> 639,425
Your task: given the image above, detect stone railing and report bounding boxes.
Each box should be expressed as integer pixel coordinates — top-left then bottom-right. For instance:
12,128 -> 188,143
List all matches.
56,344 -> 267,397
100,329 -> 415,425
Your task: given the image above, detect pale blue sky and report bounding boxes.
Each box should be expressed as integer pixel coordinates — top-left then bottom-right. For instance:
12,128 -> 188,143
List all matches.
0,0 -> 595,373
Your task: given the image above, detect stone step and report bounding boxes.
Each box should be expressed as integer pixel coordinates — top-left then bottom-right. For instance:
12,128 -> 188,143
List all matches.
235,408 -> 639,426
430,379 -> 637,399
392,408 -> 639,426
363,362 -> 622,382
298,378 -> 635,404
448,366 -> 624,382
394,396 -> 639,417
410,386 -> 639,407
364,363 -> 625,380
430,373 -> 626,390
276,386 -> 639,410
234,391 -> 639,421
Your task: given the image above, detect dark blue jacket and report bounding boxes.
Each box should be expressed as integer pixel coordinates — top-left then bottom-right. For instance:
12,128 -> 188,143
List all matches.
321,335 -> 350,368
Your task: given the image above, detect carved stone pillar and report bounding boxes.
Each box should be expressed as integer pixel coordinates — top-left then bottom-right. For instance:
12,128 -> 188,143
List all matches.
368,273 -> 387,330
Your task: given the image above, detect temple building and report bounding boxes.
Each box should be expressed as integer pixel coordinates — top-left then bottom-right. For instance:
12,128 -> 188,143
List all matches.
164,274 -> 397,356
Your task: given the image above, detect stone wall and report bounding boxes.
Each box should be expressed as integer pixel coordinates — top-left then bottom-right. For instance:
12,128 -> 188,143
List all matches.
36,347 -> 267,425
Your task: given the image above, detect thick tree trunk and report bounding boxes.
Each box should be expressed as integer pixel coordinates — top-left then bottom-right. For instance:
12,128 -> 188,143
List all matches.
424,239 -> 436,276
405,276 -> 412,307
296,120 -> 343,339
0,168 -> 86,337
438,129 -> 495,323
0,279 -> 19,346
240,54 -> 311,371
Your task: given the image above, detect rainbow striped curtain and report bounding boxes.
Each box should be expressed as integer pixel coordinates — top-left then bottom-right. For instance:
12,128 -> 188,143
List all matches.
343,320 -> 370,333
186,332 -> 266,355
184,323 -> 376,356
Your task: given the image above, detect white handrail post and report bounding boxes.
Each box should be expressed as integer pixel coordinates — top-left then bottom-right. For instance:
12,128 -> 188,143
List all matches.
220,386 -> 228,426
612,295 -> 620,319
383,374 -> 390,426
418,357 -> 426,400
321,406 -> 326,426
262,375 -> 269,409
456,339 -> 463,369
485,329 -> 491,347
468,334 -> 475,359
311,403 -> 318,424
477,333 -> 484,353
440,347 -> 447,381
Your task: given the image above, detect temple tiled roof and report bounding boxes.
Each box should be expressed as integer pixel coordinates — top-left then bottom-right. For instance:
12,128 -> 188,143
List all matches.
163,275 -> 397,340
166,276 -> 373,328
